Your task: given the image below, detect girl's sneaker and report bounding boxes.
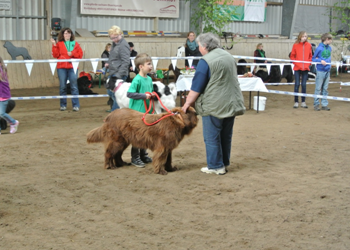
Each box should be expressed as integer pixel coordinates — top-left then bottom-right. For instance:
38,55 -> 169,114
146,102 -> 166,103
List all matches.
10,120 -> 19,134
301,102 -> 308,108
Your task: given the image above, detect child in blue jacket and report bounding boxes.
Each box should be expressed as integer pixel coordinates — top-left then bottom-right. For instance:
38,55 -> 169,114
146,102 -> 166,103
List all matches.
312,33 -> 332,111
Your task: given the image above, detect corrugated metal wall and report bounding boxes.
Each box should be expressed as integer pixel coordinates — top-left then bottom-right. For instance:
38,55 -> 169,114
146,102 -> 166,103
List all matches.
0,0 -> 348,40
0,0 -> 46,40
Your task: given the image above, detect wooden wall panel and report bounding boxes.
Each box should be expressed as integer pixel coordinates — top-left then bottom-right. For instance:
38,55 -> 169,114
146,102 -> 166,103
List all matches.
0,38 -> 334,90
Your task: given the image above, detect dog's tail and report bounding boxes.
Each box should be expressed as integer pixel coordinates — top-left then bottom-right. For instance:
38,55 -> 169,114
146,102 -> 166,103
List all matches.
86,126 -> 104,143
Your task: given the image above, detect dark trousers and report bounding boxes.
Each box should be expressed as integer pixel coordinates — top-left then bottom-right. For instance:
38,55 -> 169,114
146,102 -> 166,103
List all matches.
294,70 -> 308,103
131,147 -> 147,159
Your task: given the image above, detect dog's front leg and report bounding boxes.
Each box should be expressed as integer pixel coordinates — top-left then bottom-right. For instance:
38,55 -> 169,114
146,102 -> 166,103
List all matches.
152,149 -> 169,175
164,151 -> 177,172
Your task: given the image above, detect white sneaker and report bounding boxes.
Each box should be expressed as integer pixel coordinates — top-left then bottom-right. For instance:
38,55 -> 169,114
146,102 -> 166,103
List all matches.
293,102 -> 298,108
60,106 -> 66,111
10,120 -> 19,134
72,107 -> 79,112
201,166 -> 226,175
301,102 -> 308,108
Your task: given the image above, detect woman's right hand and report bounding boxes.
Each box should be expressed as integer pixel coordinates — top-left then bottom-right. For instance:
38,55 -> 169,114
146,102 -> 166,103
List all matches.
50,38 -> 56,46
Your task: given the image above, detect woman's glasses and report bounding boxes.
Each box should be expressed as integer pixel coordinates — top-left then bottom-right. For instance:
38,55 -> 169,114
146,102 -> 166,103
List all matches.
110,35 -> 120,40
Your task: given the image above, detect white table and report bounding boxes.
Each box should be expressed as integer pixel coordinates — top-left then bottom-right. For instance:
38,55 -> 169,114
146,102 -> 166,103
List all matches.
176,75 -> 268,112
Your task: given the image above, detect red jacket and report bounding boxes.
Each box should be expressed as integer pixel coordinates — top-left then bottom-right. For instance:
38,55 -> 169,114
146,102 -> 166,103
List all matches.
290,41 -> 312,71
51,41 -> 83,69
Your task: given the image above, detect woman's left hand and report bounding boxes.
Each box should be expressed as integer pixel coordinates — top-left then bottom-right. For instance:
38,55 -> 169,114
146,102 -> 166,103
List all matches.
67,52 -> 72,56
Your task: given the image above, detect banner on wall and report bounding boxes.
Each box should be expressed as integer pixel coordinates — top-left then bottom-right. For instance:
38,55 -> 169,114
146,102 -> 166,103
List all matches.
0,0 -> 11,10
80,0 -> 179,18
218,0 -> 266,22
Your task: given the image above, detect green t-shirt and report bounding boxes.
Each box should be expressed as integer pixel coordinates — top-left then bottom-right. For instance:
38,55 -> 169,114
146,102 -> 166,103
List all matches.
128,74 -> 154,113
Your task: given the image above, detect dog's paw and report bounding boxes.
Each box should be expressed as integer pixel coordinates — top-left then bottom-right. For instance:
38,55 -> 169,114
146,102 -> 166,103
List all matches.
158,169 -> 168,175
165,166 -> 178,172
105,165 -> 117,170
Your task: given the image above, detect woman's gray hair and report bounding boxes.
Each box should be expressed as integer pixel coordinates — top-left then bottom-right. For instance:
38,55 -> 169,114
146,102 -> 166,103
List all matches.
196,32 -> 220,52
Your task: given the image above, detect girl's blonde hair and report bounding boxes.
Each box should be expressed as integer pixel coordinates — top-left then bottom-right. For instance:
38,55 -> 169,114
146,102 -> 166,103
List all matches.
295,31 -> 307,44
0,56 -> 8,82
108,25 -> 123,37
256,43 -> 263,50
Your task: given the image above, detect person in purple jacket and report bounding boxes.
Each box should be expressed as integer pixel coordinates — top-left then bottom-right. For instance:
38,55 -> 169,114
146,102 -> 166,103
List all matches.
0,56 -> 19,134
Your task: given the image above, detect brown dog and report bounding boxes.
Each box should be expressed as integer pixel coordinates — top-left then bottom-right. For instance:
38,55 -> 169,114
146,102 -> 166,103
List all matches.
87,107 -> 198,175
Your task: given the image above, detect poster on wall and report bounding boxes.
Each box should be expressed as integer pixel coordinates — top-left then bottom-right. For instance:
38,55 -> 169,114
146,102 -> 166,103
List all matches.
218,0 -> 266,22
80,0 -> 179,18
0,0 -> 11,10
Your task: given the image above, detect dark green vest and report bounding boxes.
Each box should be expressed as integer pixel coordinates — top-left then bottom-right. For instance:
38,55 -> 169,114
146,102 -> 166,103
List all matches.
195,48 -> 245,118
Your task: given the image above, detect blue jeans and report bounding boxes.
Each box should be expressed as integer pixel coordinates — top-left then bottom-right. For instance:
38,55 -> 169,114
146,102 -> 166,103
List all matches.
202,115 -> 235,169
107,89 -> 120,111
294,70 -> 308,103
314,71 -> 330,107
0,100 -> 16,132
57,68 -> 80,108
107,75 -> 127,111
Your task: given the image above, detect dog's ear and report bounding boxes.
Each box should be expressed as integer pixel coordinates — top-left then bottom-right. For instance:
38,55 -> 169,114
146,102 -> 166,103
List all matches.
153,84 -> 162,99
180,107 -> 198,134
153,83 -> 158,92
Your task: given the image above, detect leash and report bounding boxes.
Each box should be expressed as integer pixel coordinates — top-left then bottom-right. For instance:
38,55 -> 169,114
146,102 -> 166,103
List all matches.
142,91 -> 179,126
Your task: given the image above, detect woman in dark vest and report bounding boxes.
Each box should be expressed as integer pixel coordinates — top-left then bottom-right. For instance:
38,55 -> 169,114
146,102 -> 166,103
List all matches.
184,31 -> 202,68
253,43 -> 267,64
181,32 -> 245,175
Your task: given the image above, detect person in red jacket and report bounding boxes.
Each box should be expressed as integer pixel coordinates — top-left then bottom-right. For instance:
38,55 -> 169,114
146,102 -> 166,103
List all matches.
50,28 -> 83,111
290,31 -> 312,109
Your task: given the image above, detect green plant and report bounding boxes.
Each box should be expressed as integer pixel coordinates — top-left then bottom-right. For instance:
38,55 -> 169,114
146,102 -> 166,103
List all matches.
326,1 -> 350,59
186,0 -> 237,38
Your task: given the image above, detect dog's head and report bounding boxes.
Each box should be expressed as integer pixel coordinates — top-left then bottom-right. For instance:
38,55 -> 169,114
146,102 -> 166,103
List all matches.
3,41 -> 10,48
171,106 -> 198,135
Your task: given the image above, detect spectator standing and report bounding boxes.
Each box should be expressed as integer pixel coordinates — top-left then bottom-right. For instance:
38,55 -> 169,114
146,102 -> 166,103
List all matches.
104,25 -> 130,112
184,31 -> 202,68
313,33 -> 333,111
51,27 -> 83,111
126,42 -> 138,82
290,31 -> 312,109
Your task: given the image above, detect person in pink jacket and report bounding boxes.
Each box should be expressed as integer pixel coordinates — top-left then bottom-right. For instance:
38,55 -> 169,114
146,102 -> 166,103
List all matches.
0,56 -> 19,134
50,28 -> 83,111
290,31 -> 312,109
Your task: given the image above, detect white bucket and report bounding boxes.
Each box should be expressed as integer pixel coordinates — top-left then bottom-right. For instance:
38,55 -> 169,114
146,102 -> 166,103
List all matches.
253,96 -> 267,111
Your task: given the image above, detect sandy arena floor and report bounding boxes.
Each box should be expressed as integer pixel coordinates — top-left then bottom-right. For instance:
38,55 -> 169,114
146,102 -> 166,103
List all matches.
1,75 -> 350,249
